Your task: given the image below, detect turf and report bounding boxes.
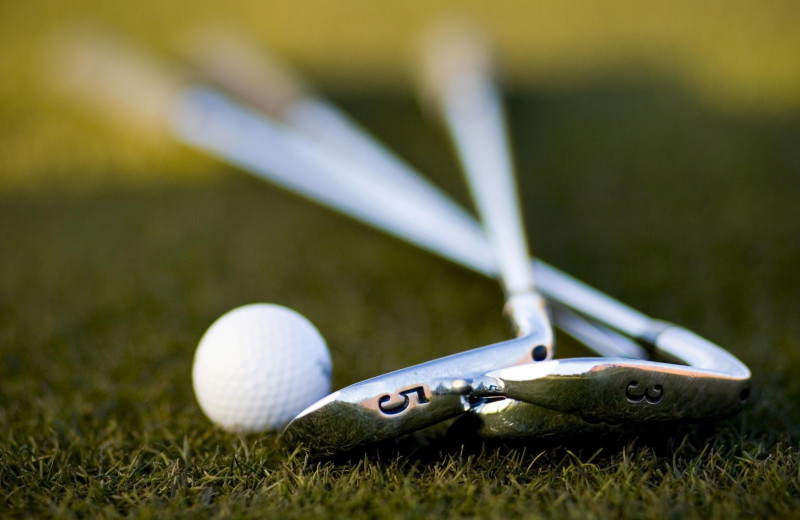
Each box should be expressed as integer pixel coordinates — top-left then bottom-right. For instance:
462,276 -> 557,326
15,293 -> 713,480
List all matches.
2,78 -> 800,518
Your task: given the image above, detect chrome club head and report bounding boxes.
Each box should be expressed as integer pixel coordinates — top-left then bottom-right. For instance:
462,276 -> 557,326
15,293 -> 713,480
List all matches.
282,293 -> 552,456
467,323 -> 751,436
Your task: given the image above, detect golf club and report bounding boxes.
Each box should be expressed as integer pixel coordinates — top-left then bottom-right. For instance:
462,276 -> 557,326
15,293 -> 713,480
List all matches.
54,30 -> 750,453
420,24 -> 560,427
193,25 -> 748,442
418,24 -> 750,431
186,26 -> 750,435
421,24 -> 555,364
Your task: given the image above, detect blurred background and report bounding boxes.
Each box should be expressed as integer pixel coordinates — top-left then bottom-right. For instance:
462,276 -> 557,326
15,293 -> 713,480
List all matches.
1,0 -> 799,444
2,0 -> 799,189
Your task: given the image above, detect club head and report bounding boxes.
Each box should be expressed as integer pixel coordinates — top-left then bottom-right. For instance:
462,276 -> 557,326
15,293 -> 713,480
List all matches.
468,323 -> 751,429
282,294 -> 554,457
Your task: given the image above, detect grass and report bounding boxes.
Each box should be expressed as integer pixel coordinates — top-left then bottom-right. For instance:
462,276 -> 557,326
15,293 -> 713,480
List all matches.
2,80 -> 800,517
2,1 -> 800,515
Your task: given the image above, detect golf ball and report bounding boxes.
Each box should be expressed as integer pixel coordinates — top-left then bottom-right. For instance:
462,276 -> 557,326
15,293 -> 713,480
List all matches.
192,303 -> 332,432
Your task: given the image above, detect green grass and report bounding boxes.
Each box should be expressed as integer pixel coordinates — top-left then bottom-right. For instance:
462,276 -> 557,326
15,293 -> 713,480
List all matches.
2,81 -> 800,517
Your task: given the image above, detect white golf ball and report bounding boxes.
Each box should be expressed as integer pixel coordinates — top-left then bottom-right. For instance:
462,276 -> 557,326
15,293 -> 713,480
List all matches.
192,303 -> 332,432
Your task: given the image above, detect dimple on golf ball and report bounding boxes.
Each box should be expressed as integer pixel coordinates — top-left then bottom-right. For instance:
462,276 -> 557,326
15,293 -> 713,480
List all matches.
192,303 -> 332,432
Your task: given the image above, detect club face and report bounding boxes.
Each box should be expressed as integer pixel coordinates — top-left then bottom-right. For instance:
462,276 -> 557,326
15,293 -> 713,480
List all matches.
281,334 -> 545,456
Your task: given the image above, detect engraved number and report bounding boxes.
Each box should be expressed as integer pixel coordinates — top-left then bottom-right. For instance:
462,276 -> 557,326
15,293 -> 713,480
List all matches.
626,381 -> 663,404
378,386 -> 429,415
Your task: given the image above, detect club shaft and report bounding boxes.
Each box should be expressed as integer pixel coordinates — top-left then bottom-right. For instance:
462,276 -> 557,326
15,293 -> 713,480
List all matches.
173,88 -> 652,334
57,33 -> 664,349
435,66 -> 535,297
181,29 -> 652,347
182,30 -> 477,232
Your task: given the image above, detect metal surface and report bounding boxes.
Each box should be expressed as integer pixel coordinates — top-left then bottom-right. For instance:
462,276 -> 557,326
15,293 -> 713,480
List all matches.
423,29 -> 535,299
474,351 -> 749,422
465,324 -> 751,437
422,25 -> 553,361
282,295 -> 550,456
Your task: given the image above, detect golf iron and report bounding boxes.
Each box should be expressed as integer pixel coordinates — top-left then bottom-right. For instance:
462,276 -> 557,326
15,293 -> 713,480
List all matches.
55,28 -> 751,456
